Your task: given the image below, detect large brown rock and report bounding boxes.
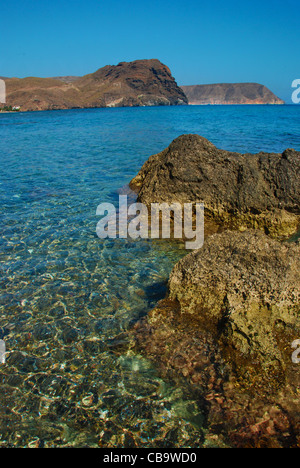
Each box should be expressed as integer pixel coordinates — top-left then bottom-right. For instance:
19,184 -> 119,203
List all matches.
130,135 -> 300,446
130,134 -> 300,238
5,59 -> 188,112
169,230 -> 299,375
134,230 -> 300,447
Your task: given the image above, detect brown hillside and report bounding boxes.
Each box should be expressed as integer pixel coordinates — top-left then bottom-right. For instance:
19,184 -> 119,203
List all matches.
181,83 -> 284,105
4,59 -> 188,111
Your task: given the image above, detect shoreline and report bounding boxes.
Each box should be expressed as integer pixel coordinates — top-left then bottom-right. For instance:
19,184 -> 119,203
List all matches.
0,103 -> 296,115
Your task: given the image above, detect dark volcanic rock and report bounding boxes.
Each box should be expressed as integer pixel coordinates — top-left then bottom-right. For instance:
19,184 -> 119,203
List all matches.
130,134 -> 300,238
181,83 -> 284,105
5,59 -> 188,112
133,230 -> 300,447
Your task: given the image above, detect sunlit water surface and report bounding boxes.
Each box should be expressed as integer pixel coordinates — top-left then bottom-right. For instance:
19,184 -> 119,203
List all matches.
0,105 -> 299,447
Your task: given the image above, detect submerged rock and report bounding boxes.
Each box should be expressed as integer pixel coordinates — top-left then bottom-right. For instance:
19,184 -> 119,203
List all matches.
133,231 -> 300,447
130,134 -> 299,238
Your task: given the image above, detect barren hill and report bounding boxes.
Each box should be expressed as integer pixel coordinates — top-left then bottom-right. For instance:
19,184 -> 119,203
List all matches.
181,83 -> 284,105
3,59 -> 188,111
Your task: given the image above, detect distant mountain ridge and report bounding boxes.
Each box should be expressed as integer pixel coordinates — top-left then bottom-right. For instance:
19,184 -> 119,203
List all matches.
181,83 -> 284,105
2,64 -> 285,111
3,60 -> 188,111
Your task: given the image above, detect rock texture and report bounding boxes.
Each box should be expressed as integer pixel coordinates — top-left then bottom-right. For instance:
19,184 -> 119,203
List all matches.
131,134 -> 300,446
134,230 -> 300,447
130,134 -> 300,238
4,59 -> 188,112
181,83 -> 284,105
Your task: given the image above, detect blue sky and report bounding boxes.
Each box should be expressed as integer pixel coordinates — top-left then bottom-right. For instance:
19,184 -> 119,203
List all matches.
1,0 -> 299,102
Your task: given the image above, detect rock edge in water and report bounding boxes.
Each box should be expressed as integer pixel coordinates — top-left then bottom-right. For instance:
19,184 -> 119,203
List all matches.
130,134 -> 300,239
133,230 -> 300,447
130,136 -> 299,446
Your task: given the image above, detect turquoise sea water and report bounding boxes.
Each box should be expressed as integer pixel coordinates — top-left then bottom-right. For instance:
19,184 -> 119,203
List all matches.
0,105 -> 299,447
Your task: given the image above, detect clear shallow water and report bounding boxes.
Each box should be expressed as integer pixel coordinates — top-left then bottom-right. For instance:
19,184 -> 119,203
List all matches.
0,105 -> 299,448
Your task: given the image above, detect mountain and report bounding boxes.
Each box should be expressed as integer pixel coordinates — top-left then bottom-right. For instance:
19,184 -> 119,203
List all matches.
3,60 -> 188,111
181,83 -> 284,105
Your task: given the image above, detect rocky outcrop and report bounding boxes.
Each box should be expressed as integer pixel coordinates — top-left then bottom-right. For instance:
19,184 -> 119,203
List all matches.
130,134 -> 300,238
134,230 -> 300,447
130,135 -> 299,446
4,59 -> 188,112
181,83 -> 284,105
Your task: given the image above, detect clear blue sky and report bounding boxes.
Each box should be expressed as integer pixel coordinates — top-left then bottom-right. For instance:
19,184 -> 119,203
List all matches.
1,0 -> 299,102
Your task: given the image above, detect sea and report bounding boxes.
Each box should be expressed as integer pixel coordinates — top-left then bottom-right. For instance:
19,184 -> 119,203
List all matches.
0,105 -> 299,447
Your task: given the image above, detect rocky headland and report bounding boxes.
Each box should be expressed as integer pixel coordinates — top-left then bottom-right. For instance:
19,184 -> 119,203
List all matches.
181,83 -> 284,105
129,135 -> 300,447
3,59 -> 188,112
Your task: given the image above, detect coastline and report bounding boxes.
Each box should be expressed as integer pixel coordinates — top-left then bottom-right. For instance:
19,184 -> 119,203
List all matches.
187,101 -> 285,105
0,102 -> 294,115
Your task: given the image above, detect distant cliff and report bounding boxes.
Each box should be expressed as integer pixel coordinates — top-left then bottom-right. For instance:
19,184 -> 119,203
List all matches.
181,83 -> 284,105
4,60 -> 188,112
